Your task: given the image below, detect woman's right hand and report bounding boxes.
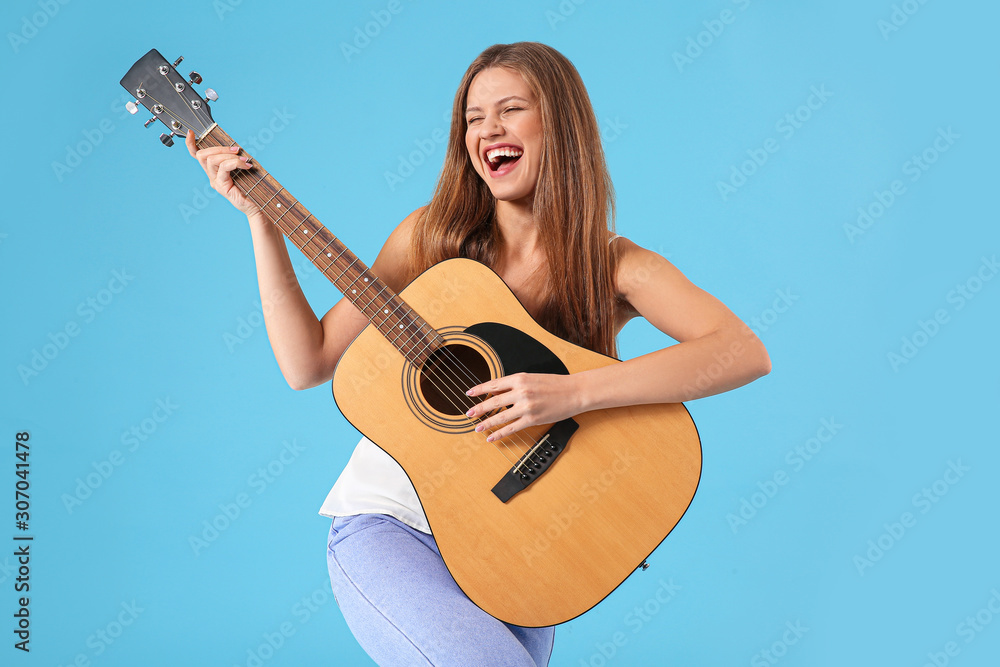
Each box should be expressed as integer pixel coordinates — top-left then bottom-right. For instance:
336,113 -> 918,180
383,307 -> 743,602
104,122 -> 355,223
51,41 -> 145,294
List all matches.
185,129 -> 260,218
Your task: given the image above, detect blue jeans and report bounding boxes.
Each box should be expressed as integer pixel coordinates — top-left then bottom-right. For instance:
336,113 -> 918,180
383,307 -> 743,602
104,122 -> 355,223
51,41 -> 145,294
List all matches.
326,513 -> 555,666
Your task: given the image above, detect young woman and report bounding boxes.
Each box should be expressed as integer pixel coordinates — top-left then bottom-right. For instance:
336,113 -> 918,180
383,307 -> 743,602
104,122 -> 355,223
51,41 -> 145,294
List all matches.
188,42 -> 770,667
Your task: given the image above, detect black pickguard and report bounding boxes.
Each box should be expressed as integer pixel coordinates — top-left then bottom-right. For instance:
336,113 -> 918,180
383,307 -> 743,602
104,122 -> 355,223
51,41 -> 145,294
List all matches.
464,322 -> 579,502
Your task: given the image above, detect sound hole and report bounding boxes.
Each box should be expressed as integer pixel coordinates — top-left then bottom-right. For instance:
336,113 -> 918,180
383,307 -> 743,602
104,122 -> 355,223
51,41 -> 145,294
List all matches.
419,344 -> 491,416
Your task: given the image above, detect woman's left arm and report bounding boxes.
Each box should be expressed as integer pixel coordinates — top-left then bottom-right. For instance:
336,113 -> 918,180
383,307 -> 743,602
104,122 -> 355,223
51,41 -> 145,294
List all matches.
466,238 -> 771,441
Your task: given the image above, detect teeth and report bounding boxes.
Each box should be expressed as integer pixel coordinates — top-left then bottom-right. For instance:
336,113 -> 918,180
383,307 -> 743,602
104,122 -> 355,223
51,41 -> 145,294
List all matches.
486,147 -> 524,164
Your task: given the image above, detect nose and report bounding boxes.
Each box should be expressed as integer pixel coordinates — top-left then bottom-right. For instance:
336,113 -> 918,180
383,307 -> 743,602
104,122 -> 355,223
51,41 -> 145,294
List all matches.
478,113 -> 504,139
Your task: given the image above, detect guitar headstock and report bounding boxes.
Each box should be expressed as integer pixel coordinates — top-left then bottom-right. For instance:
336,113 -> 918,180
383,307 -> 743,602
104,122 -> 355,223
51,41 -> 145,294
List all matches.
120,49 -> 217,147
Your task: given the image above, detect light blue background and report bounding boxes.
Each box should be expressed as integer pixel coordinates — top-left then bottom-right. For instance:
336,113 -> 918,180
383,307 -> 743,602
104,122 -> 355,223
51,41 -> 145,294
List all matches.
2,0 -> 997,665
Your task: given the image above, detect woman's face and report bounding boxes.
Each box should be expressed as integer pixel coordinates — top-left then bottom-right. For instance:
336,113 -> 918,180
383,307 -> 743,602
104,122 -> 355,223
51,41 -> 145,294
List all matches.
464,67 -> 543,206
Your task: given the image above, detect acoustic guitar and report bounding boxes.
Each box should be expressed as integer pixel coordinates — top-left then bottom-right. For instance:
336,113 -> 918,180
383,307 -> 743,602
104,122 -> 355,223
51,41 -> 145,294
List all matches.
120,49 -> 702,627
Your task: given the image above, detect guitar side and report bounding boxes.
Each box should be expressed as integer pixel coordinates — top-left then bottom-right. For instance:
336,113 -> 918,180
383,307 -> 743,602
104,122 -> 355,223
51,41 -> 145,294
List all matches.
332,258 -> 702,627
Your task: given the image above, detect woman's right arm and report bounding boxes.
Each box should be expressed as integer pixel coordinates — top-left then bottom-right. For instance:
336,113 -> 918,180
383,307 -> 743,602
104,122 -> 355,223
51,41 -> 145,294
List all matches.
186,130 -> 420,390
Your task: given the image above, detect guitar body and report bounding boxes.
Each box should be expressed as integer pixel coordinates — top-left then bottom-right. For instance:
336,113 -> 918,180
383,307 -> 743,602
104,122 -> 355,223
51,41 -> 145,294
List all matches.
333,258 -> 701,627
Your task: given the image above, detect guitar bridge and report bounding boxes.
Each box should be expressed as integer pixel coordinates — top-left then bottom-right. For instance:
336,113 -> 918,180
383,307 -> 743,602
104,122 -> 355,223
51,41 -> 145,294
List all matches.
491,418 -> 579,503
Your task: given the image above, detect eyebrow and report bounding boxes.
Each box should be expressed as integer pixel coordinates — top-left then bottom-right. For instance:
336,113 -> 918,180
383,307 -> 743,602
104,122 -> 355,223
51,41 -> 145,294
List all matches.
465,95 -> 530,114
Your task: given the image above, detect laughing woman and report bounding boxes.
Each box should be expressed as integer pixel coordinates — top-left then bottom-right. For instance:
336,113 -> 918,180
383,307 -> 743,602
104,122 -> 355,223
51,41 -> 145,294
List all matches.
188,41 -> 769,667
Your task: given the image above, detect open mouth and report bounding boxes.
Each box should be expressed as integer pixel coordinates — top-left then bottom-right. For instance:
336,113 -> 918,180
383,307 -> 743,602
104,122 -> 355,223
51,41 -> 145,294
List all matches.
484,145 -> 524,172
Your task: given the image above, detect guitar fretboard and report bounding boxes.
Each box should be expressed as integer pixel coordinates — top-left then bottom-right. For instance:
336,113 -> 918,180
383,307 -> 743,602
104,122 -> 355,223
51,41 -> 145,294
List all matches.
197,124 -> 442,366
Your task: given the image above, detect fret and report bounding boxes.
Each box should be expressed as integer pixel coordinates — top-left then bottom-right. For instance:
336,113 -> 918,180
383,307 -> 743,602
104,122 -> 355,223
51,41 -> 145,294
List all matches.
384,322 -> 413,348
274,203 -> 300,226
331,256 -> 361,285
347,274 -> 376,300
323,246 -> 350,271
380,297 -> 408,325
361,283 -> 390,318
399,325 -> 433,356
246,172 -> 268,194
260,187 -> 284,209
386,320 -> 408,345
310,237 -> 336,262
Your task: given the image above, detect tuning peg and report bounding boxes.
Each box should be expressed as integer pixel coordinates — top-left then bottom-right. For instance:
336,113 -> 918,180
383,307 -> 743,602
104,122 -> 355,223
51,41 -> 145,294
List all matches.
188,71 -> 203,85
126,101 -> 140,115
144,117 -> 157,128
159,133 -> 175,147
204,88 -> 218,102
172,56 -> 184,68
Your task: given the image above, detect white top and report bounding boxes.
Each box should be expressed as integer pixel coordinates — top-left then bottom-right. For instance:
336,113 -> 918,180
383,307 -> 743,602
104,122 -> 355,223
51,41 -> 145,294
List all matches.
318,436 -> 431,533
319,233 -> 624,534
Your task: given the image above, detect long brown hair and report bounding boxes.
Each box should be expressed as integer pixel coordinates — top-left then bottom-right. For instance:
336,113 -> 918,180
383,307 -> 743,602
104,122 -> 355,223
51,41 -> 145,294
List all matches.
411,42 -> 619,358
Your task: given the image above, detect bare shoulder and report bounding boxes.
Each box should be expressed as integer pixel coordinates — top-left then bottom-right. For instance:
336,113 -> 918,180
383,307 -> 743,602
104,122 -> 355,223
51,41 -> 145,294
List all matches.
611,235 -> 748,344
370,205 -> 427,292
611,236 -> 673,312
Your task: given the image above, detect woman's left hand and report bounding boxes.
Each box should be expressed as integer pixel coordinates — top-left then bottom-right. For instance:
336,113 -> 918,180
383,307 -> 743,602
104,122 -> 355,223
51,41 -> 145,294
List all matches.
464,373 -> 584,442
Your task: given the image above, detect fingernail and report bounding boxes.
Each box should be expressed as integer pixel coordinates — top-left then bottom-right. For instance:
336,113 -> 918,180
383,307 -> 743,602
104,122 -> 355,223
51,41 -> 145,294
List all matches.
475,425 -> 483,432
466,409 -> 475,417
230,145 -> 239,152
466,390 -> 474,396
486,435 -> 495,442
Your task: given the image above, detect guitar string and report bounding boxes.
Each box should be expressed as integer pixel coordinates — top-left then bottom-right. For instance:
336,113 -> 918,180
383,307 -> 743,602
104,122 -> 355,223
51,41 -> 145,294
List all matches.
140,88 -> 202,138
139,70 -> 212,138
183,103 -> 543,469
171,77 -> 210,135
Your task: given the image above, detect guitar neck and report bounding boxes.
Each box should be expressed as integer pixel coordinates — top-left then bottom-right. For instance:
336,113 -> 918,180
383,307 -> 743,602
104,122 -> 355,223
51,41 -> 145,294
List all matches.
197,124 -> 441,365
